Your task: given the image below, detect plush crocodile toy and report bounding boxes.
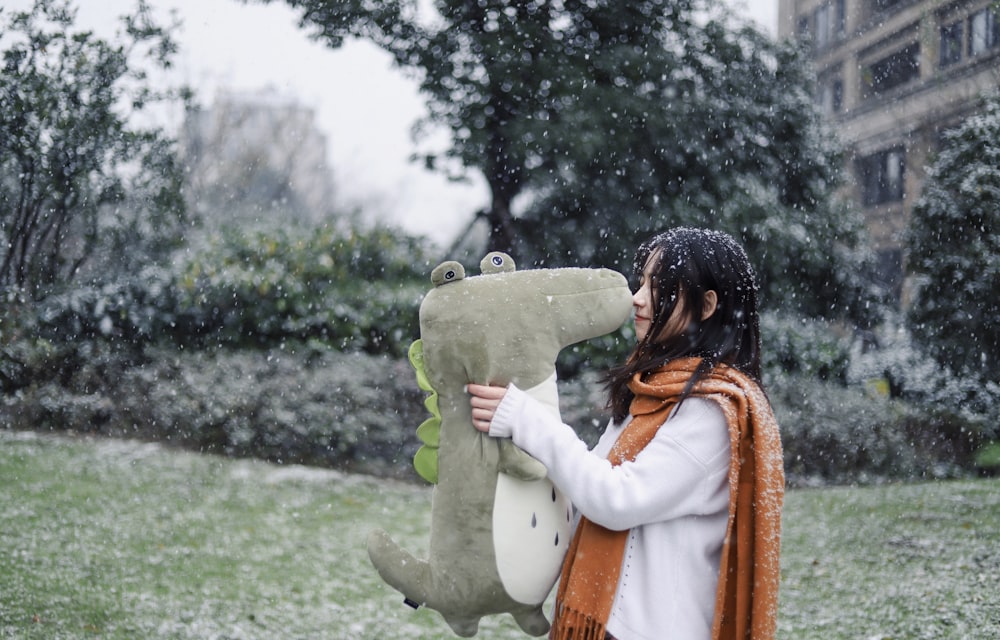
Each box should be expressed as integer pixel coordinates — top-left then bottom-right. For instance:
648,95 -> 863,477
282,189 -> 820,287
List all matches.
367,252 -> 633,637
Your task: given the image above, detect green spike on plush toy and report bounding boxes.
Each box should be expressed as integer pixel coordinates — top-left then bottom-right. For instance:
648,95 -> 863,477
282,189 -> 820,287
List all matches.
408,339 -> 441,483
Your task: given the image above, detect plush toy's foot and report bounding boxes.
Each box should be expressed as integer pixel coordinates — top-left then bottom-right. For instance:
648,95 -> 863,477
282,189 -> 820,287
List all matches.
512,606 -> 551,637
445,616 -> 481,637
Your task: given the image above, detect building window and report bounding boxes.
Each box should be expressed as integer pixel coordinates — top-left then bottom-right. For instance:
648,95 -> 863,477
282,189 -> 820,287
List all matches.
816,4 -> 831,46
814,0 -> 846,48
940,21 -> 963,67
859,147 -> 906,206
968,7 -> 1000,57
866,43 -> 921,95
819,77 -> 844,113
874,248 -> 904,302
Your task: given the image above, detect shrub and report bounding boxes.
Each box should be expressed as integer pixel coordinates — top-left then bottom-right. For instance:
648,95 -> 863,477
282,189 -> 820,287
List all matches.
4,255 -> 994,486
0,342 -> 429,479
760,311 -> 853,383
770,373 -> 911,485
1,331 -> 990,485
168,224 -> 430,354
20,223 -> 433,357
32,266 -> 177,344
768,370 -> 987,486
848,318 -> 1000,443
975,442 -> 1000,474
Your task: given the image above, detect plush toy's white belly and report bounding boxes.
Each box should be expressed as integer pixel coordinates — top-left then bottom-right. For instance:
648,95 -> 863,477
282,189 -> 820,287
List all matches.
491,373 -> 572,605
493,474 -> 572,604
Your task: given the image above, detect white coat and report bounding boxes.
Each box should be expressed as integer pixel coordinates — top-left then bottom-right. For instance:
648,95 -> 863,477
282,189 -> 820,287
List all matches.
490,385 -> 731,640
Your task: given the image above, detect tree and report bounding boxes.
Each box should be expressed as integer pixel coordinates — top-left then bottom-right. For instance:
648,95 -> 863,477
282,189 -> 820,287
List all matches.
0,0 -> 189,299
266,0 -> 876,323
509,23 -> 876,324
906,91 -> 1000,382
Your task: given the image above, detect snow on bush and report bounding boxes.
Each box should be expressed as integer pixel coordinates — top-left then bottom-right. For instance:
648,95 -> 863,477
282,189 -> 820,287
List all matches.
0,342 -> 428,479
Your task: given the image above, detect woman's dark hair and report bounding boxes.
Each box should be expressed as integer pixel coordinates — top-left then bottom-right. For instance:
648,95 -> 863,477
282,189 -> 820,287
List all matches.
605,227 -> 763,423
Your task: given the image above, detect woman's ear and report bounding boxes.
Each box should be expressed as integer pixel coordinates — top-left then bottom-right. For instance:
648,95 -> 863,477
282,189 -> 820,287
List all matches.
701,290 -> 718,320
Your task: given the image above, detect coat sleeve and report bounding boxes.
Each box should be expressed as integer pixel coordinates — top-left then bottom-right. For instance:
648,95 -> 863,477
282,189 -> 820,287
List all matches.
490,385 -> 731,531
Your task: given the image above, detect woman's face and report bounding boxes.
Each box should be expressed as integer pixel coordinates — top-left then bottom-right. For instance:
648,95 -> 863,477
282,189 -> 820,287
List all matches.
632,251 -> 689,344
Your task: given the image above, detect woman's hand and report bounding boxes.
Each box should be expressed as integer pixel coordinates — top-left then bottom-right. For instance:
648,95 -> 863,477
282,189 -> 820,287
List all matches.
467,383 -> 508,433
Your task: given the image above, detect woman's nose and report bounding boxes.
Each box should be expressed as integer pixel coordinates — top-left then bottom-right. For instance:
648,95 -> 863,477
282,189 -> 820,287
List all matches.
632,288 -> 646,308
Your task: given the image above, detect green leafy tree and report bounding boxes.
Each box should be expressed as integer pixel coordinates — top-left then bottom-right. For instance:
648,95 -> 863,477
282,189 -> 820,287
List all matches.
0,0 -> 189,300
265,0 -> 875,324
510,24 -> 876,324
906,91 -> 1000,382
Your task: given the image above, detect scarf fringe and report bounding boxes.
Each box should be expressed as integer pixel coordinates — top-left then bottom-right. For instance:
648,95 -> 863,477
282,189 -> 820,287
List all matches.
550,605 -> 607,640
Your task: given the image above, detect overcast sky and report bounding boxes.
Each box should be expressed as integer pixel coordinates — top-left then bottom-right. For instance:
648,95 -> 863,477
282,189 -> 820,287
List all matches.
4,0 -> 777,247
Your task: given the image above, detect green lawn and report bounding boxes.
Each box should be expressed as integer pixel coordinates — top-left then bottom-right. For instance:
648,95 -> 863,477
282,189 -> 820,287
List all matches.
1,430 -> 997,639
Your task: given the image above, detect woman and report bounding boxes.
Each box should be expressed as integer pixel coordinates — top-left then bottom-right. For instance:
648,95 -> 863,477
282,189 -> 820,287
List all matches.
468,228 -> 784,640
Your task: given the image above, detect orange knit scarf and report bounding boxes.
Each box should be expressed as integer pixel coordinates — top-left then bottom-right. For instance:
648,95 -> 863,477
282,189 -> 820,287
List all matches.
549,358 -> 784,640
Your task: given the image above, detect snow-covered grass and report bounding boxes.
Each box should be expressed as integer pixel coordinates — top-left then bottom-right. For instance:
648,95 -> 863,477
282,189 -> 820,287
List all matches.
779,480 -> 1000,639
1,430 -> 997,639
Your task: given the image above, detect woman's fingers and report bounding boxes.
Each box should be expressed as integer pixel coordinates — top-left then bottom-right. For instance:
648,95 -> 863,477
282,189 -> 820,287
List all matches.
467,383 -> 507,401
467,383 -> 508,432
471,409 -> 492,432
470,398 -> 499,432
469,395 -> 500,412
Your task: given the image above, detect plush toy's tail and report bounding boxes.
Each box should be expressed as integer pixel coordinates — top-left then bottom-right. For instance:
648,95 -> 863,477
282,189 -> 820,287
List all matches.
366,529 -> 482,637
367,529 -> 431,605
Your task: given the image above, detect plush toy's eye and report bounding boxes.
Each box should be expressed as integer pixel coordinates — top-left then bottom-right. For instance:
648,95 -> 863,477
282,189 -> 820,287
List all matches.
431,260 -> 466,287
480,251 -> 516,274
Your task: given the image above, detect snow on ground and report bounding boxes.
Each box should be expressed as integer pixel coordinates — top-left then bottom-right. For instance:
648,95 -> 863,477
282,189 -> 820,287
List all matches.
2,430 -> 998,639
